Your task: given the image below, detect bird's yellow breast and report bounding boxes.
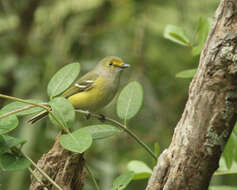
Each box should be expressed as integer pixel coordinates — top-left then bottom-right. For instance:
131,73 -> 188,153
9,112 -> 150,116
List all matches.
68,76 -> 115,111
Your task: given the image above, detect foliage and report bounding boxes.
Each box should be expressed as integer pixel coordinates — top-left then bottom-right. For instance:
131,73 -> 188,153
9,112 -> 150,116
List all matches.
175,69 -> 197,78
48,97 -> 76,129
164,25 -> 190,46
127,160 -> 152,180
59,130 -> 93,153
1,0 -> 234,189
117,81 -> 143,122
111,171 -> 134,190
0,63 -> 152,189
47,62 -> 80,97
0,153 -> 30,171
79,124 -> 120,140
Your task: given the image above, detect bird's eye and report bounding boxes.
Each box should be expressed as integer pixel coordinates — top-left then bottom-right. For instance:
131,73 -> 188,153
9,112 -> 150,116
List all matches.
109,61 -> 113,66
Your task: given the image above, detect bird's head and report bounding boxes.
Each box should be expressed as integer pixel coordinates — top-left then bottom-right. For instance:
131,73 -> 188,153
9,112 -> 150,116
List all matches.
96,56 -> 130,73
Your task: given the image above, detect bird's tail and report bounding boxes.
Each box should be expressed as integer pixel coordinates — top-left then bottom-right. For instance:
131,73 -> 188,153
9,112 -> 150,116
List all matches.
28,110 -> 49,124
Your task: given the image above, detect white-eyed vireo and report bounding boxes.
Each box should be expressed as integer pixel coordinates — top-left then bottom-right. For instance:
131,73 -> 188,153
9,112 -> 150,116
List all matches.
28,56 -> 130,124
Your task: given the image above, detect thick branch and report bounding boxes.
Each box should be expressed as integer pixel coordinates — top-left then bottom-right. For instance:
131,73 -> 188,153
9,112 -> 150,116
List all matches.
146,0 -> 237,189
30,133 -> 86,190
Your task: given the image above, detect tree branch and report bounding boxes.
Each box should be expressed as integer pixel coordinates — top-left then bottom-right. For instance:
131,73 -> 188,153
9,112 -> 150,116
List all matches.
30,132 -> 86,190
146,0 -> 237,189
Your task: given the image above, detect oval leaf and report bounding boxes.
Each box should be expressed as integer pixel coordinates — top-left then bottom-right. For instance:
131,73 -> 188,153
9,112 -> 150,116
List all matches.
127,160 -> 152,180
59,130 -> 92,153
0,135 -> 26,153
192,16 -> 212,56
216,157 -> 237,175
223,133 -> 237,169
1,99 -> 44,116
117,81 -> 143,121
111,171 -> 134,190
79,124 -> 120,140
176,69 -> 196,79
48,97 -> 75,129
164,24 -> 190,46
0,153 -> 31,171
0,112 -> 19,135
47,62 -> 80,97
0,136 -> 8,153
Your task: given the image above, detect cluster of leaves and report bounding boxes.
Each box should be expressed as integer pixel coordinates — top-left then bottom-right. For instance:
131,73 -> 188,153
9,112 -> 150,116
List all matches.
164,16 -> 212,78
0,62 -> 156,189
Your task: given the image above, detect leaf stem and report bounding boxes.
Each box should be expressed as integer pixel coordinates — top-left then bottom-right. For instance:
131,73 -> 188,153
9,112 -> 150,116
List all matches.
75,110 -> 157,160
214,171 -> 237,176
0,93 -> 70,134
0,94 -> 49,110
0,105 -> 38,119
22,151 -> 63,190
48,111 -> 71,134
85,163 -> 101,190
28,168 -> 48,190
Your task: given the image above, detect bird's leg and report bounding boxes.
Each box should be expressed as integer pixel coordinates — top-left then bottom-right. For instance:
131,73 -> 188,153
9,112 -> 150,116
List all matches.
98,114 -> 106,122
76,109 -> 91,120
85,111 -> 91,120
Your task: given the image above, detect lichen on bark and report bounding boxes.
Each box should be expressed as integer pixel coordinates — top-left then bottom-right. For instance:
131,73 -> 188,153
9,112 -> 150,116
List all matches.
146,0 -> 237,189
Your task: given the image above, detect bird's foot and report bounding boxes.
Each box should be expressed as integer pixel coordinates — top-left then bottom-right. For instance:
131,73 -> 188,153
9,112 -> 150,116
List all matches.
85,110 -> 91,120
98,114 -> 106,122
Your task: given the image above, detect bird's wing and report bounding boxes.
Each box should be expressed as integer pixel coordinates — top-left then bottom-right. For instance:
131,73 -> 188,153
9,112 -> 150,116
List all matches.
62,72 -> 99,98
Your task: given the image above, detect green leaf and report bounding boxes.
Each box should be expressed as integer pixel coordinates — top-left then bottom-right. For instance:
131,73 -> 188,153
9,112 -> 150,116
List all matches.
0,153 -> 31,171
79,124 -> 120,140
192,16 -> 212,56
0,112 -> 19,135
1,99 -> 43,116
192,45 -> 203,56
176,69 -> 197,78
0,135 -> 26,153
233,122 -> 237,136
154,143 -> 160,157
164,24 -> 190,46
223,133 -> 237,169
47,62 -> 80,97
209,186 -> 237,190
59,130 -> 92,153
216,157 -> 237,175
0,136 -> 8,153
117,81 -> 143,121
111,171 -> 134,190
48,97 -> 75,129
127,160 -> 152,180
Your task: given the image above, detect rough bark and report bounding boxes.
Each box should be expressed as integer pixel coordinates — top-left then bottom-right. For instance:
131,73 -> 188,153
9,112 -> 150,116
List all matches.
146,0 -> 237,189
30,133 -> 86,190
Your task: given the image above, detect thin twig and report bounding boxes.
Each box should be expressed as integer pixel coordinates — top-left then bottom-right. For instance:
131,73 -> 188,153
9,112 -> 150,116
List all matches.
28,168 -> 48,190
0,94 -> 49,110
85,163 -> 101,190
0,93 -> 70,134
75,109 -> 157,160
0,105 -> 37,119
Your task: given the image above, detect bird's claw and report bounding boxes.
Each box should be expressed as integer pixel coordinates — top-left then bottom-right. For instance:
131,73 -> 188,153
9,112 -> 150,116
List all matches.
98,114 -> 106,122
85,111 -> 91,120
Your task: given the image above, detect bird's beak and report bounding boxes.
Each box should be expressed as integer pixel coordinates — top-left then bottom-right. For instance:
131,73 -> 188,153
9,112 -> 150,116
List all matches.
120,63 -> 130,69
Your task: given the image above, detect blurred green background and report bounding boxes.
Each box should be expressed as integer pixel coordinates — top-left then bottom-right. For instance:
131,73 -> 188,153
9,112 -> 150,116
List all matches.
2,0 -> 235,189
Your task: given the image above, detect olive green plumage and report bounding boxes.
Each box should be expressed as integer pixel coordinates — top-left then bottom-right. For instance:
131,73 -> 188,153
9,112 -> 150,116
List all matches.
28,56 -> 129,124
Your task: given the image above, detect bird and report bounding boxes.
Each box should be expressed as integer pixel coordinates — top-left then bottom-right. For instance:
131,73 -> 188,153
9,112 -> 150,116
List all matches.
28,56 -> 130,124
